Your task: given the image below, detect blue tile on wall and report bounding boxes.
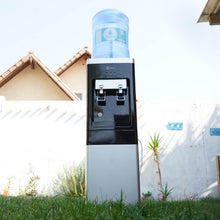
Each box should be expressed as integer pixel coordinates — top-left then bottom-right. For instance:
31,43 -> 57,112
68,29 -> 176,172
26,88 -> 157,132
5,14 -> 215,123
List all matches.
210,128 -> 220,136
168,122 -> 183,130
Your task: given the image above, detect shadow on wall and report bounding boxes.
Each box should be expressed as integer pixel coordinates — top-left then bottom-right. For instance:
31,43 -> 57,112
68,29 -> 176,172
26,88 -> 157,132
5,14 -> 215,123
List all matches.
138,102 -> 220,200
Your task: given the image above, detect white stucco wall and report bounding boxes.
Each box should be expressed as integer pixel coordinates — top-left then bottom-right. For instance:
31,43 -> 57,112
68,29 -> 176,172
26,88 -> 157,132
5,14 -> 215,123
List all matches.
137,102 -> 220,200
0,101 -> 86,195
0,100 -> 219,199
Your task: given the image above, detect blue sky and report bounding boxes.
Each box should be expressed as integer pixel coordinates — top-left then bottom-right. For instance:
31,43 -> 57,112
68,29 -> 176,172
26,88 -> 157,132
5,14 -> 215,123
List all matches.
0,0 -> 219,102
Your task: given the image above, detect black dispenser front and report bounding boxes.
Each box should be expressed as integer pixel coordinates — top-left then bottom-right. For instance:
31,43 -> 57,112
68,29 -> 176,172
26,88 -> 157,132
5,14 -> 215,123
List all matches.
87,58 -> 138,145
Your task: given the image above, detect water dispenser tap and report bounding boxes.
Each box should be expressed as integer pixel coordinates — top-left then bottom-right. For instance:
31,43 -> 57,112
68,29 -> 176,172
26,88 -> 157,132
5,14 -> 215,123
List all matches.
97,85 -> 106,104
117,84 -> 125,105
118,84 -> 123,95
99,85 -> 104,95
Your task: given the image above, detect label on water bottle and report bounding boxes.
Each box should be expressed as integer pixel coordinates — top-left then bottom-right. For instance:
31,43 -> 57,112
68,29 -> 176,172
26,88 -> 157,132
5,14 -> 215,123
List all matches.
95,28 -> 127,45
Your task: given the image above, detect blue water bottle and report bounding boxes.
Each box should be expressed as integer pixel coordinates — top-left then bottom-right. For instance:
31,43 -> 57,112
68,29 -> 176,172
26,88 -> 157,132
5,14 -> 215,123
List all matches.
92,9 -> 130,58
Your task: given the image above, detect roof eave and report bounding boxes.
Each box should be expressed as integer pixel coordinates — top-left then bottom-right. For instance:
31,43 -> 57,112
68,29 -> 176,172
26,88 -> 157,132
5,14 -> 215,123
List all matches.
55,46 -> 91,76
0,52 -> 80,101
0,54 -> 30,87
30,53 -> 80,101
198,0 -> 220,25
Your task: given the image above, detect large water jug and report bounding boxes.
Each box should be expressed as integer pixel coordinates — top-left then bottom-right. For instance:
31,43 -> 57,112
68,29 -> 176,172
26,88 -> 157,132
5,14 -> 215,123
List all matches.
92,9 -> 130,58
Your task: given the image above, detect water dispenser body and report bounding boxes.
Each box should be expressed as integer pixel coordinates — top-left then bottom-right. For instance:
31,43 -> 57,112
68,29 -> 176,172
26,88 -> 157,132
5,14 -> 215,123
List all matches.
86,58 -> 140,203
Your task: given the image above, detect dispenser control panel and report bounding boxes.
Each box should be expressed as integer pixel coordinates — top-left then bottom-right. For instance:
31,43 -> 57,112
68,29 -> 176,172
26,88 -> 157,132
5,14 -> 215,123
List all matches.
94,78 -> 130,128
95,79 -> 127,105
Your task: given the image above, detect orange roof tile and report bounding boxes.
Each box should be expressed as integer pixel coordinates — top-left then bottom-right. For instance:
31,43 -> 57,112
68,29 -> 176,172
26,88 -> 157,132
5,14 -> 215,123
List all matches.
0,51 -> 80,101
55,46 -> 91,76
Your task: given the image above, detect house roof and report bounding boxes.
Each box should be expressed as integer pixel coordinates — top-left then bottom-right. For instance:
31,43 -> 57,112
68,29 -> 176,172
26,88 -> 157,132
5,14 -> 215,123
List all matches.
198,0 -> 220,25
0,51 -> 80,101
55,46 -> 91,76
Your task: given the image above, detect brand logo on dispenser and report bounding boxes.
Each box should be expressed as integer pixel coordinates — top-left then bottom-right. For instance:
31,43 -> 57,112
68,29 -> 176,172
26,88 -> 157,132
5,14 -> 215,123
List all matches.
95,28 -> 127,45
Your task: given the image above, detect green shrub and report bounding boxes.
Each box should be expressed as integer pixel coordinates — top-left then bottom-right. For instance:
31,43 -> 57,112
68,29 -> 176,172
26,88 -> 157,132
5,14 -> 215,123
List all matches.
24,168 -> 40,196
54,161 -> 85,197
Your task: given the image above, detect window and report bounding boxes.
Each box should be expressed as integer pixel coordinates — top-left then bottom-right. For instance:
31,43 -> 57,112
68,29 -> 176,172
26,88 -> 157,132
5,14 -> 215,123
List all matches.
76,93 -> 83,100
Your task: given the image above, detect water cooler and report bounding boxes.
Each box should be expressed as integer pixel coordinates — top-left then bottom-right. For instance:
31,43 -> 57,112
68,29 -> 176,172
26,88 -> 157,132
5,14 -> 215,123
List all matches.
86,9 -> 140,203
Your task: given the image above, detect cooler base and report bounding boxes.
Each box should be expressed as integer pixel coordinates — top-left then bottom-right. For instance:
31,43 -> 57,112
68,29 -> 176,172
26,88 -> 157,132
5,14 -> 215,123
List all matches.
86,144 -> 140,203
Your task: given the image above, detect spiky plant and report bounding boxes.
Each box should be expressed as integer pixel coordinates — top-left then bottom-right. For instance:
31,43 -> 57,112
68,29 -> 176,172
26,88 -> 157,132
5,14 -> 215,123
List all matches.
160,183 -> 174,201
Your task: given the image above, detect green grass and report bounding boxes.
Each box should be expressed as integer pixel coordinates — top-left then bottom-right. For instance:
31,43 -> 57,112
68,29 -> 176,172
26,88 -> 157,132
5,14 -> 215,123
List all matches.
0,196 -> 219,219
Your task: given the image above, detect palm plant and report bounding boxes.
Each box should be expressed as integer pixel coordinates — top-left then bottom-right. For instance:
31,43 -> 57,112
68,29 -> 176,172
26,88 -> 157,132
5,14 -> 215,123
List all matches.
147,133 -> 163,191
146,133 -> 174,200
146,133 -> 163,193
